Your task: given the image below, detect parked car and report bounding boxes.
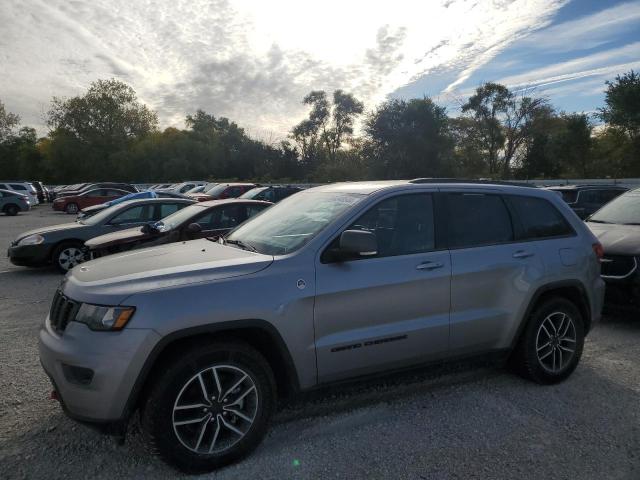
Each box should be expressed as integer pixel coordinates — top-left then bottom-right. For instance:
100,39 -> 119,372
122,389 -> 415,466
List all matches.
39,180 -> 604,473
77,191 -> 159,220
586,188 -> 640,309
56,182 -> 138,199
0,181 -> 39,204
159,181 -> 207,194
0,189 -> 31,215
190,182 -> 257,201
9,198 -> 194,272
86,199 -> 272,258
546,184 -> 628,219
53,188 -> 131,214
29,181 -> 49,203
239,185 -> 302,203
149,183 -> 175,190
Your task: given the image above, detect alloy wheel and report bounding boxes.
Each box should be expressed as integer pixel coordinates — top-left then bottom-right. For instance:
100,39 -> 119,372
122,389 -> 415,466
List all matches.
535,311 -> 576,373
57,247 -> 85,271
172,365 -> 258,454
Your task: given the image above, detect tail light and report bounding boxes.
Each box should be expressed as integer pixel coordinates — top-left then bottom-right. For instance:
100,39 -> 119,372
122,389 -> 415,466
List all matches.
592,242 -> 604,261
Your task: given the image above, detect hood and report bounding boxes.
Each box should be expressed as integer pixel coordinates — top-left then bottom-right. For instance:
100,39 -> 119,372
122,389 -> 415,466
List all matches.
587,222 -> 640,256
15,222 -> 86,242
85,226 -> 152,249
63,239 -> 274,303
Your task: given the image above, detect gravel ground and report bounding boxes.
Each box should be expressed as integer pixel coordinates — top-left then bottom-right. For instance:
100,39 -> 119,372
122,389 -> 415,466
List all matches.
0,208 -> 639,480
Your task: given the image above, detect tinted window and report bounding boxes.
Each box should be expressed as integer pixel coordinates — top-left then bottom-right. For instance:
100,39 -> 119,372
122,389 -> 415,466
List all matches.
109,205 -> 152,224
246,204 -> 269,218
158,203 -> 182,219
508,196 -> 574,239
83,189 -> 104,197
10,184 -> 26,190
578,189 -> 624,204
195,205 -> 243,230
447,193 -> 513,248
347,194 -> 435,258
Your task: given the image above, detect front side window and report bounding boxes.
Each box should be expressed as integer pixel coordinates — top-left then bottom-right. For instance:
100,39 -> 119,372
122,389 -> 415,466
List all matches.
83,189 -> 104,197
447,193 -> 513,248
195,205 -> 243,230
157,203 -> 182,219
343,194 -> 435,258
225,191 -> 364,255
508,195 -> 574,240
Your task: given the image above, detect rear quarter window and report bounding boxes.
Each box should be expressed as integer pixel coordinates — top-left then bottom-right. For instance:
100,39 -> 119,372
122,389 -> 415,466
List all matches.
507,195 -> 575,240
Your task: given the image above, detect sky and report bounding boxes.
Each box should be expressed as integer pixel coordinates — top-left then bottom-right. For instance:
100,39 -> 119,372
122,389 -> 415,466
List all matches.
1,0 -> 639,139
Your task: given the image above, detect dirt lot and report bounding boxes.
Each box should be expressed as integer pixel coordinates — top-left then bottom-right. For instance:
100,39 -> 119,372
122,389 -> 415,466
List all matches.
1,207 -> 639,479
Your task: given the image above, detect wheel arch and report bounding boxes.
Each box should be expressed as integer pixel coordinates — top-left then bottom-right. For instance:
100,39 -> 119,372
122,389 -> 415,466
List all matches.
124,320 -> 301,419
3,202 -> 19,213
512,280 -> 592,350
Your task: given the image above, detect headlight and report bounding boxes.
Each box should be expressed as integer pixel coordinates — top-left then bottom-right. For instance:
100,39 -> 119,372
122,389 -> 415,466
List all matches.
74,303 -> 135,331
18,234 -> 44,245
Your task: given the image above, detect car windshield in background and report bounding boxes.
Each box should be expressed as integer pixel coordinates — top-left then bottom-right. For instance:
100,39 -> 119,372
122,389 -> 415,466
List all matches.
552,190 -> 578,203
153,204 -> 205,231
239,187 -> 268,199
589,191 -> 640,225
80,203 -> 125,225
204,184 -> 228,196
225,191 -> 364,255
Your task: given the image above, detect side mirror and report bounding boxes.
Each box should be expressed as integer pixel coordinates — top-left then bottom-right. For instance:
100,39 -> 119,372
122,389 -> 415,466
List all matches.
186,222 -> 202,234
338,230 -> 378,257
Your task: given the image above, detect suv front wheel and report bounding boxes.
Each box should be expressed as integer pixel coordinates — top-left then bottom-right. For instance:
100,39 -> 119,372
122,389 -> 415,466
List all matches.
513,296 -> 585,384
142,340 -> 276,473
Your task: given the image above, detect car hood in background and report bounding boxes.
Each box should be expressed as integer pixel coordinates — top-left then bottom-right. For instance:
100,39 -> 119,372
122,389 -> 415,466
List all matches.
85,226 -> 155,249
587,222 -> 640,256
63,239 -> 274,304
15,222 -> 87,242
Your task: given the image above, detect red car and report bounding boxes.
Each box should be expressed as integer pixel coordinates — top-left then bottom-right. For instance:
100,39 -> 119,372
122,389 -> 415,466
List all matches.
52,188 -> 130,214
189,183 -> 257,202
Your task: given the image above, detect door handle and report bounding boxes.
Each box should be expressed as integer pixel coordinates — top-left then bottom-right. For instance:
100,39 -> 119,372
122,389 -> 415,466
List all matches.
513,250 -> 534,259
416,261 -> 444,271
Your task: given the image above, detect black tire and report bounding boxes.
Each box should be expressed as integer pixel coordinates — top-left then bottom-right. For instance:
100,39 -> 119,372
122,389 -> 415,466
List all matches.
65,203 -> 79,214
51,241 -> 86,273
141,340 -> 276,473
512,296 -> 585,384
4,204 -> 19,216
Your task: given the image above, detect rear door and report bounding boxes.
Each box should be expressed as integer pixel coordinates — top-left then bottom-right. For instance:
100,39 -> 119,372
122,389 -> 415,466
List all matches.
314,191 -> 451,383
446,191 -> 545,355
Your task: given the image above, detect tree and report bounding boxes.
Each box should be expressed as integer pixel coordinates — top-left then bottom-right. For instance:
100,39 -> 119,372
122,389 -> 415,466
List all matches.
46,79 -> 158,180
461,83 -> 548,177
0,100 -> 20,141
365,98 -> 453,178
599,70 -> 640,139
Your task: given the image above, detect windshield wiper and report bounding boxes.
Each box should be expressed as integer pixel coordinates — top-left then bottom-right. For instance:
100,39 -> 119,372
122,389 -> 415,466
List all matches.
224,238 -> 258,253
622,222 -> 640,226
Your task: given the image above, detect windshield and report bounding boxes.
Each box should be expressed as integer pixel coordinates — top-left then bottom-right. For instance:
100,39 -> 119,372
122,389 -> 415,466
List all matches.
204,184 -> 228,196
225,191 -> 364,255
239,187 -> 268,199
186,185 -> 205,194
154,203 -> 207,231
589,191 -> 640,225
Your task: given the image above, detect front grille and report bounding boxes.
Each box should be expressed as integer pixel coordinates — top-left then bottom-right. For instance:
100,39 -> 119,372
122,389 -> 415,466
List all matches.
49,290 -> 80,333
601,255 -> 637,279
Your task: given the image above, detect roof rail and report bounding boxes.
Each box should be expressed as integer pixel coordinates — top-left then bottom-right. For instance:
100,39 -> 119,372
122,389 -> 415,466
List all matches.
408,178 -> 535,187
546,183 -> 628,188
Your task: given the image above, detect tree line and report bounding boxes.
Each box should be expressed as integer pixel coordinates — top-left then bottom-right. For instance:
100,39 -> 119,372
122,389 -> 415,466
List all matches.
1,71 -> 639,184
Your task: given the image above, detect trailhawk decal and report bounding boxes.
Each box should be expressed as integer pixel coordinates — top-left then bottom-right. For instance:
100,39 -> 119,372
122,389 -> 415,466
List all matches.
330,335 -> 408,353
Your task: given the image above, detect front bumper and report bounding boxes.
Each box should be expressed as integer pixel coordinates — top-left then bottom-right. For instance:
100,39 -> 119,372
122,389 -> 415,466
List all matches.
39,314 -> 161,422
7,243 -> 52,266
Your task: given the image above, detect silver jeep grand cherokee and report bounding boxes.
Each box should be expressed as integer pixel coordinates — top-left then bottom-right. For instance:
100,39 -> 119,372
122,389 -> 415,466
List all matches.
40,180 -> 605,472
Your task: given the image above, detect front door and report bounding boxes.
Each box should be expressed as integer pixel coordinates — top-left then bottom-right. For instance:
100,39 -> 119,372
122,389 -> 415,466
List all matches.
314,192 -> 451,383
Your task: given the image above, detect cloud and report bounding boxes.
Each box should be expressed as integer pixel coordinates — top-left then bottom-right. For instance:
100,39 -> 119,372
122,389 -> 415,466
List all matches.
519,1 -> 640,53
0,0 -> 569,138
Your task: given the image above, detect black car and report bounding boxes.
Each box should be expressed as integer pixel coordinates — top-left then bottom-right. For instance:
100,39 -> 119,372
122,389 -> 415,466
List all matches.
56,182 -> 138,199
85,199 -> 272,258
547,184 -> 628,219
30,181 -> 49,203
587,188 -> 640,310
239,185 -> 302,202
8,198 -> 194,272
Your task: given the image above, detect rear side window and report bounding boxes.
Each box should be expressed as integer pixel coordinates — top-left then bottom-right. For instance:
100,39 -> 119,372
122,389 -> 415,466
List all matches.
447,193 -> 513,248
508,196 -> 574,240
10,184 -> 26,191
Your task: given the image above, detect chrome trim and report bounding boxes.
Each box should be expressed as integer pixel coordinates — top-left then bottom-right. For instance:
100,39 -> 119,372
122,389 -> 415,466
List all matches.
601,256 -> 637,280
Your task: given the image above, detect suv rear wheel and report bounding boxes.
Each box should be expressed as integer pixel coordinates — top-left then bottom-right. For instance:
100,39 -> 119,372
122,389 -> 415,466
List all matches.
513,296 -> 585,384
4,204 -> 19,216
141,340 -> 276,473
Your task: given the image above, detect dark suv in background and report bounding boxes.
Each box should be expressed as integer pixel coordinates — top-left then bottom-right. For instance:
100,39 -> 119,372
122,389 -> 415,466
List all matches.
546,184 -> 628,219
